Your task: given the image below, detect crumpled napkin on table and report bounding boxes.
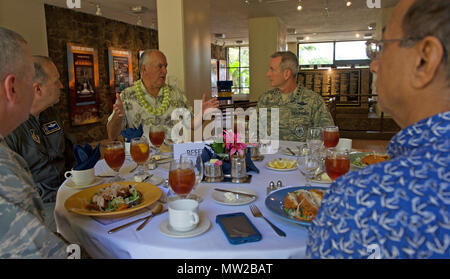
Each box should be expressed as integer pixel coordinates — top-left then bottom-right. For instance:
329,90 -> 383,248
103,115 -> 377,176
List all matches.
121,124 -> 143,142
73,143 -> 100,170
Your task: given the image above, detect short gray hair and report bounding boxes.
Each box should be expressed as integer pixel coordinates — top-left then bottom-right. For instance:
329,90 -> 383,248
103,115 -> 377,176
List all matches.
32,56 -> 53,84
271,51 -> 299,78
139,49 -> 163,75
0,27 -> 28,81
401,0 -> 450,78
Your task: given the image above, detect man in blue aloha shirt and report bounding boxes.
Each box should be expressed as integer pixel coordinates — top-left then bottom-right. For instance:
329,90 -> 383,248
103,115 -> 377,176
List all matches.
307,0 -> 450,259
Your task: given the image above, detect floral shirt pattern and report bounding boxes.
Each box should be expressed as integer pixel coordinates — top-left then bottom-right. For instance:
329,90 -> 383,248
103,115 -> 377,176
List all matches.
306,112 -> 450,259
108,81 -> 193,140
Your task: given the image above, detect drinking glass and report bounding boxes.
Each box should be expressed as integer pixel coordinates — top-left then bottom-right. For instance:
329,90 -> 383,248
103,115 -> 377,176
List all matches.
180,154 -> 204,203
306,127 -> 323,152
149,125 -> 165,155
325,148 -> 350,180
104,141 -> 125,181
130,137 -> 150,177
297,146 -> 321,187
323,126 -> 340,148
168,158 -> 196,200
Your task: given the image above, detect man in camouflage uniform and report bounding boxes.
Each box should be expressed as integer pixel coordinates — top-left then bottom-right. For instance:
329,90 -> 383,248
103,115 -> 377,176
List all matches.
0,27 -> 67,258
5,56 -> 75,233
107,49 -> 219,141
257,51 -> 334,142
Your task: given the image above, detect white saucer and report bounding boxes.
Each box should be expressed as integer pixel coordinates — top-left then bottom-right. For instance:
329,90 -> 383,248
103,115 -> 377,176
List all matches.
159,214 -> 211,238
212,188 -> 256,206
65,177 -> 104,190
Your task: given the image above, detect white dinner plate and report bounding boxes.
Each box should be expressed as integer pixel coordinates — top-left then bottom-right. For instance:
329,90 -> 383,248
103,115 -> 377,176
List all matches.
158,213 -> 211,238
264,162 -> 298,172
65,177 -> 104,190
211,188 -> 256,206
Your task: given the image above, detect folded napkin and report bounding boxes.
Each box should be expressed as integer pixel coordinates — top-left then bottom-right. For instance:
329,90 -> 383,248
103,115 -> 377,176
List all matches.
121,124 -> 143,142
201,147 -> 259,175
73,143 -> 100,170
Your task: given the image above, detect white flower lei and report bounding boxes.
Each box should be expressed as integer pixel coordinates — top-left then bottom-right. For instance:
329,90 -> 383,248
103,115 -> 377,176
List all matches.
135,79 -> 170,116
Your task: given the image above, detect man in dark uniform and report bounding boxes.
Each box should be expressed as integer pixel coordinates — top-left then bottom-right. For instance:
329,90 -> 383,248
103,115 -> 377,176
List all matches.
5,56 -> 75,231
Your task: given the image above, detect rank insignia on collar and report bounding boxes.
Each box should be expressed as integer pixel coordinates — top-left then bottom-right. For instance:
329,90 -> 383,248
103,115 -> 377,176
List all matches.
42,121 -> 61,135
30,129 -> 41,144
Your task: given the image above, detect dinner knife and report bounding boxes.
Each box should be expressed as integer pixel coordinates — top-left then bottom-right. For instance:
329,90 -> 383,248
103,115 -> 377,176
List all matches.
214,188 -> 256,198
108,208 -> 168,234
286,147 -> 296,156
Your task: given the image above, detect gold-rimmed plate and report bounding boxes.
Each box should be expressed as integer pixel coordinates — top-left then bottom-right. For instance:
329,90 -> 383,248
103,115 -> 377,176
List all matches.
64,181 -> 162,218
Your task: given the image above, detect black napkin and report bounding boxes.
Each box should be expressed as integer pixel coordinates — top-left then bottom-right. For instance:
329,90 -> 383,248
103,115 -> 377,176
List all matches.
73,143 -> 100,170
201,147 -> 259,175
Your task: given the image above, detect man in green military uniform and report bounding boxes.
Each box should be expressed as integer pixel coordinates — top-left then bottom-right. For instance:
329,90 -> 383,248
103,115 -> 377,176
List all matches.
257,51 -> 334,142
5,56 -> 74,232
0,27 -> 67,258
107,49 -> 219,141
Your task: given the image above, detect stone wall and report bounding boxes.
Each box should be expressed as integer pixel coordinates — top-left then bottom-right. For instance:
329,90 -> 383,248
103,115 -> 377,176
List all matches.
45,5 -> 158,144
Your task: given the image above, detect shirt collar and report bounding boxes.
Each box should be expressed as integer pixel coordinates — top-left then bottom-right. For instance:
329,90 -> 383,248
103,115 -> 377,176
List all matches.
387,111 -> 450,158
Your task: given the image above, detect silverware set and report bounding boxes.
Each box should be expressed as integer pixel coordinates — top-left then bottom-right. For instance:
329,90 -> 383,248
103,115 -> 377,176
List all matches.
107,204 -> 167,234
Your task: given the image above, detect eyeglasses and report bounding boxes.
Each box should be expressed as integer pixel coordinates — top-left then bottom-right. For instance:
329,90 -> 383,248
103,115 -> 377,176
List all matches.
366,38 -> 421,59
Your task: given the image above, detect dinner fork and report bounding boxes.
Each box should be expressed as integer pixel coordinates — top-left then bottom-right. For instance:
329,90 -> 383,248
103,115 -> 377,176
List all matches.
249,205 -> 286,237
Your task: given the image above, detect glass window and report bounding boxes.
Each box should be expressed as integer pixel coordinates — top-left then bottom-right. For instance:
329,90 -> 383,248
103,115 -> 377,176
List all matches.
298,43 -> 334,65
226,46 -> 250,94
335,41 -> 369,60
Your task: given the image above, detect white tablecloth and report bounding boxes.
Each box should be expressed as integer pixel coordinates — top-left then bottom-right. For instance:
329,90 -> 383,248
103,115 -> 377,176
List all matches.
55,141 -> 328,259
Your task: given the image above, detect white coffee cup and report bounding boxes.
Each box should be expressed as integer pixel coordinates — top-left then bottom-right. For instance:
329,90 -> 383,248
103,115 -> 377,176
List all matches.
336,138 -> 352,152
64,168 -> 95,186
168,199 -> 200,232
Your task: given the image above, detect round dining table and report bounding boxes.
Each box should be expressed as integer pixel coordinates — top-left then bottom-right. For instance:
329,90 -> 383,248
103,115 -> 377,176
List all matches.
54,141 -> 330,259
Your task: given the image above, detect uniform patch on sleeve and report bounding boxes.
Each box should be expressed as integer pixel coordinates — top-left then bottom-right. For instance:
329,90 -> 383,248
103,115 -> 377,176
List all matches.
42,121 -> 61,135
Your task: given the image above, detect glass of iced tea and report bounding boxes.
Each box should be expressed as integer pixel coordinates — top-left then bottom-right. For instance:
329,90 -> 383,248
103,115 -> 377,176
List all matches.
149,125 -> 165,155
325,148 -> 350,180
168,158 -> 196,200
104,141 -> 125,181
323,126 -> 340,148
130,137 -> 150,177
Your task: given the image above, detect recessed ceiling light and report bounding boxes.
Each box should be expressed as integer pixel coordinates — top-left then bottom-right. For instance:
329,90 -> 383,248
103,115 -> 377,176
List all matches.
368,23 -> 376,30
305,36 -> 310,41
355,33 -> 361,38
346,1 -> 352,7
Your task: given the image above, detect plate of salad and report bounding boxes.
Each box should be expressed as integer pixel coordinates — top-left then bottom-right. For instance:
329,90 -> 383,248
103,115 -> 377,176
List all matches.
65,181 -> 161,217
350,152 -> 390,169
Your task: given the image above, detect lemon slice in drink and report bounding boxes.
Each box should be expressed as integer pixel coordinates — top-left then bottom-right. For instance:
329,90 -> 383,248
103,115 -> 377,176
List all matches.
138,143 -> 149,154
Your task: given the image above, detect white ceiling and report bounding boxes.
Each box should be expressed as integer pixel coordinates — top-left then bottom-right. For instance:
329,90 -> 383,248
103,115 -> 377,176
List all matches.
43,0 -> 399,45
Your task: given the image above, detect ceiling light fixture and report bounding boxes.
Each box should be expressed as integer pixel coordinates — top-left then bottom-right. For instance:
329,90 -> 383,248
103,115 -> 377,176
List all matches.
305,36 -> 310,41
368,23 -> 376,30
355,33 -> 361,38
297,0 -> 303,11
95,4 -> 102,16
346,1 -> 352,7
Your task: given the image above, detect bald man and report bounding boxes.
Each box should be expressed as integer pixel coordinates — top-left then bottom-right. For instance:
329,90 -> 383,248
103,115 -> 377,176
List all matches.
107,49 -> 219,142
0,27 -> 67,258
6,56 -> 75,232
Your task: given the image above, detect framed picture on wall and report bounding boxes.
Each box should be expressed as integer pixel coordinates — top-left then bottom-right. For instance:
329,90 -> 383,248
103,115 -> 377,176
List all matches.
66,43 -> 101,126
107,47 -> 133,109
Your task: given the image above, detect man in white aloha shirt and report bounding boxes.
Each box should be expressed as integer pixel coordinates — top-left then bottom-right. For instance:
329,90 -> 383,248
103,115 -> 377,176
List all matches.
107,49 -> 219,141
